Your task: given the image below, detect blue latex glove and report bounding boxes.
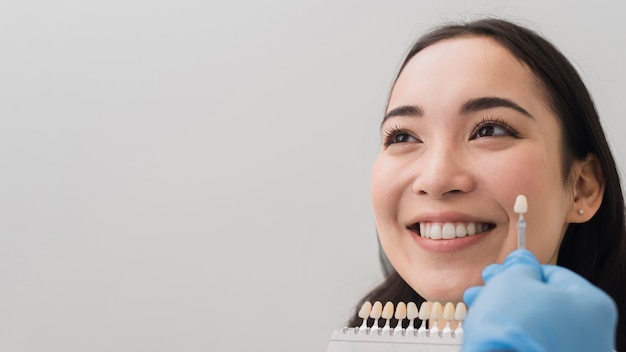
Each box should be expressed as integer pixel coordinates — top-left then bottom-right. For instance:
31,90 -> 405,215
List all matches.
462,249 -> 617,352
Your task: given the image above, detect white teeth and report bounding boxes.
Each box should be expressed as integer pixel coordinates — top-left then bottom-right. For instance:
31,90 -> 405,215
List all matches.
455,223 -> 467,237
430,223 -> 442,239
442,223 -> 456,239
418,221 -> 491,239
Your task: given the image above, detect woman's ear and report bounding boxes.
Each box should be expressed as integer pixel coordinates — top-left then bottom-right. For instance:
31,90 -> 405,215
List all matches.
567,154 -> 605,223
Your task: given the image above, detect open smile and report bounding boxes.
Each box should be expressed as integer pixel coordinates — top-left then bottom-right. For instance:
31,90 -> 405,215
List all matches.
408,222 -> 496,240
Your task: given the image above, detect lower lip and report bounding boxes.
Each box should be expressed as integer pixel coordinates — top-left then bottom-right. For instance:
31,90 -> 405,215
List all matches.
410,229 -> 489,253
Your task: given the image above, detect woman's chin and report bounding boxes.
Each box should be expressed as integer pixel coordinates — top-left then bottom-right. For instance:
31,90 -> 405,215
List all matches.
420,290 -> 465,304
407,275 -> 482,303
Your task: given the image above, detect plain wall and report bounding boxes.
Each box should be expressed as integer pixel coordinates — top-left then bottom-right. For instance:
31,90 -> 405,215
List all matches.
1,1 -> 625,351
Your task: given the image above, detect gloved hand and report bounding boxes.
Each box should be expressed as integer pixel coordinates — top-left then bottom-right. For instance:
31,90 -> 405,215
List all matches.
462,249 -> 617,352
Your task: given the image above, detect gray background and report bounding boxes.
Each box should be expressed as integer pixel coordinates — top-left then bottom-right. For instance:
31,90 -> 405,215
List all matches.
1,1 -> 625,351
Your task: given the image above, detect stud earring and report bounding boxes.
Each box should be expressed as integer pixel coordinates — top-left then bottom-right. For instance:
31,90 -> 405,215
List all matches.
578,209 -> 584,215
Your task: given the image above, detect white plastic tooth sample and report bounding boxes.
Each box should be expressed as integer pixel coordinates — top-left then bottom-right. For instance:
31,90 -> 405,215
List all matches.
454,302 -> 467,336
430,302 -> 443,334
381,301 -> 394,332
467,223 -> 476,235
370,301 -> 383,332
430,223 -> 442,239
514,194 -> 528,213
442,302 -> 455,336
456,223 -> 467,237
394,302 -> 407,333
514,194 -> 528,249
358,301 -> 372,331
442,223 -> 456,239
417,301 -> 430,335
406,302 -> 419,333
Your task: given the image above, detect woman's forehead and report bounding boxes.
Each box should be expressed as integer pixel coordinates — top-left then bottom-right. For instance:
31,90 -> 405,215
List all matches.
388,36 -> 545,115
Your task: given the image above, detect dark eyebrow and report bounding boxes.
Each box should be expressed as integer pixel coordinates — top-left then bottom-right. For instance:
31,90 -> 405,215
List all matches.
381,105 -> 423,128
460,97 -> 534,119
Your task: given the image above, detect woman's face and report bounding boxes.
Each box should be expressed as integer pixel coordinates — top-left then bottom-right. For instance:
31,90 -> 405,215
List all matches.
371,36 -> 576,302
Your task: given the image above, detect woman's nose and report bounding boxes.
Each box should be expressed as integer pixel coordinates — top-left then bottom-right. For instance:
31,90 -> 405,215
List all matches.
411,146 -> 475,199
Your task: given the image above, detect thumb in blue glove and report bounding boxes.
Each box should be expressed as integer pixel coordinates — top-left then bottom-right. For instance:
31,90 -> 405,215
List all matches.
462,249 -> 617,352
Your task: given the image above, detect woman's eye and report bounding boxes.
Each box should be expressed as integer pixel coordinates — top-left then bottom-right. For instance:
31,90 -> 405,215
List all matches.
383,130 -> 419,146
470,120 -> 518,139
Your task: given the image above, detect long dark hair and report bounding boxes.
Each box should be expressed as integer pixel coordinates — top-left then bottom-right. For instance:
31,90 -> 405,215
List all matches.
349,18 -> 626,350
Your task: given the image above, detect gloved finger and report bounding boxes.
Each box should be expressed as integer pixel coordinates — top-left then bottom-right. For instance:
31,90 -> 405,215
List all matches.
481,263 -> 503,282
542,264 -> 618,337
481,249 -> 538,283
542,264 -> 598,289
500,249 -> 542,280
463,286 -> 483,307
503,249 -> 540,267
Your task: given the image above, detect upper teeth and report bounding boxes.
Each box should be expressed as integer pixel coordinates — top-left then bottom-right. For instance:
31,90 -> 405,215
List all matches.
418,222 -> 490,240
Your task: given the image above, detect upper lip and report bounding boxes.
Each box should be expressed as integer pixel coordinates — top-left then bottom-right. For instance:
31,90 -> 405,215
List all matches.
405,211 -> 495,226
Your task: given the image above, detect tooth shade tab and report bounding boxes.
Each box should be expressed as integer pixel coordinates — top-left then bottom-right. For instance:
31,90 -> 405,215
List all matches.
395,302 -> 407,320
442,302 -> 455,336
514,194 -> 528,213
370,301 -> 383,319
394,302 -> 407,333
370,301 -> 383,331
454,302 -> 467,321
443,302 -> 455,320
406,302 -> 419,320
430,302 -> 443,320
381,301 -> 394,332
358,301 -> 372,319
418,302 -> 431,320
357,301 -> 372,331
382,301 -> 394,320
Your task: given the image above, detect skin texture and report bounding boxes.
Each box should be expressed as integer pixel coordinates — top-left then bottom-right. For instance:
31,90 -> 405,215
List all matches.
371,36 -> 587,303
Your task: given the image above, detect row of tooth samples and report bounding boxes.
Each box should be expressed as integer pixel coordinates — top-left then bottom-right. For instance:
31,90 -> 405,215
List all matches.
357,301 -> 467,336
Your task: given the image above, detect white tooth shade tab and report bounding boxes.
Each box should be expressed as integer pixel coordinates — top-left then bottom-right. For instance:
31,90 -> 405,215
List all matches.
382,301 -> 394,332
370,301 -> 383,331
418,221 -> 491,239
443,302 -> 455,320
394,302 -> 407,333
418,302 -> 431,321
348,301 -> 466,339
358,301 -> 372,319
395,302 -> 407,320
370,301 -> 383,319
382,301 -> 394,320
430,302 -> 443,320
454,302 -> 467,321
406,302 -> 419,320
358,301 -> 372,331
514,194 -> 528,213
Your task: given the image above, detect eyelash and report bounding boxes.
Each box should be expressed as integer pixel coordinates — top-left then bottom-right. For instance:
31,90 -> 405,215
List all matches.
382,125 -> 417,146
381,117 -> 520,146
471,117 -> 520,139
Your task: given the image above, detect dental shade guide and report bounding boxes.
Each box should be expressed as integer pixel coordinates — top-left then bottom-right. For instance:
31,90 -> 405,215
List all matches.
514,195 -> 528,250
327,301 -> 467,351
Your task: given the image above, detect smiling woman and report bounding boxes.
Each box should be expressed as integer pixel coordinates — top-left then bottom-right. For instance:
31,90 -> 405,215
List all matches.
346,18 -> 626,351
